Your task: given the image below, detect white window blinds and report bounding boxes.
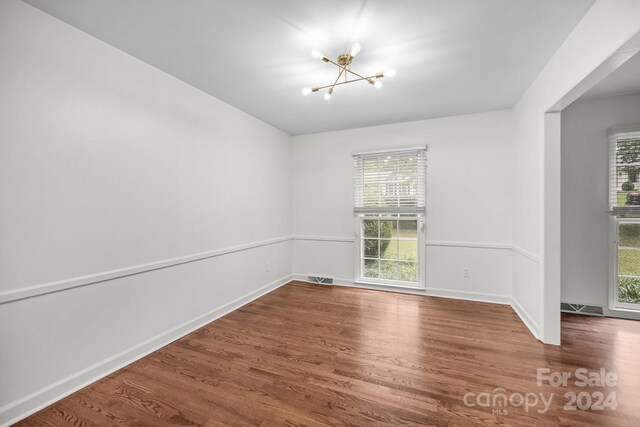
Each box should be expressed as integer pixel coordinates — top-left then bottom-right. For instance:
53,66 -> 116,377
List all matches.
611,132 -> 640,216
353,148 -> 427,214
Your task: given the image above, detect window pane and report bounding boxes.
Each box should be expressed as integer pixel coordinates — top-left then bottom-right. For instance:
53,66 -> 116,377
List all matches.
615,139 -> 640,207
364,239 -> 379,258
619,223 -> 640,247
398,240 -> 418,261
619,250 -> 640,276
380,260 -> 397,280
379,220 -> 396,239
363,220 -> 379,238
363,259 -> 379,278
380,239 -> 397,259
618,223 -> 640,304
397,262 -> 418,282
619,277 -> 640,304
399,220 -> 417,237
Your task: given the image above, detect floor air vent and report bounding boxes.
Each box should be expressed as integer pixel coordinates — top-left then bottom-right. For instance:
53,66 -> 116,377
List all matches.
561,303 -> 604,316
308,275 -> 334,285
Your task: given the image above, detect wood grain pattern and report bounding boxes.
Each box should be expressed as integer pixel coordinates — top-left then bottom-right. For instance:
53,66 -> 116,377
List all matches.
15,281 -> 640,426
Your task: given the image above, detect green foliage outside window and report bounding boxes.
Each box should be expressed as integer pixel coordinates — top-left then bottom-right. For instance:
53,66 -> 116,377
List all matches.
363,220 -> 392,255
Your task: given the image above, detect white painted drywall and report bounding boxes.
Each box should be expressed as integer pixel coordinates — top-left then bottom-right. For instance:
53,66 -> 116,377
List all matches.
0,1 -> 292,423
561,93 -> 640,307
291,110 -> 514,300
511,0 -> 640,343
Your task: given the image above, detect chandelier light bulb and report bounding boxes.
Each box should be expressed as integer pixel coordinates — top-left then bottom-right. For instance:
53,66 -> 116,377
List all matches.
311,49 -> 323,59
385,68 -> 397,78
374,80 -> 382,88
301,87 -> 312,96
350,42 -> 361,57
324,91 -> 332,100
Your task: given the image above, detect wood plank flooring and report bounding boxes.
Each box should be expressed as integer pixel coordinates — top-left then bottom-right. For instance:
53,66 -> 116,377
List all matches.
15,281 -> 640,426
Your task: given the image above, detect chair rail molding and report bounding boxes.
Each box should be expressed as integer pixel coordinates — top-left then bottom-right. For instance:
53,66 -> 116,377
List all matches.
0,236 -> 293,305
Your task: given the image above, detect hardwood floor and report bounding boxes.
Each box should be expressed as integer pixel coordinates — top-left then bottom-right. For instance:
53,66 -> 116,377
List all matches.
16,281 -> 640,426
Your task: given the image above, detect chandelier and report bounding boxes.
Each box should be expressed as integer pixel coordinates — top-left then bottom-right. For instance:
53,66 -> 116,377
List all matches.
302,42 -> 396,100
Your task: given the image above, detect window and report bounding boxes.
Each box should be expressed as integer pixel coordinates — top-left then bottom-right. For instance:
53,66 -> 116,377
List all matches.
608,128 -> 640,310
610,132 -> 640,214
353,147 -> 427,288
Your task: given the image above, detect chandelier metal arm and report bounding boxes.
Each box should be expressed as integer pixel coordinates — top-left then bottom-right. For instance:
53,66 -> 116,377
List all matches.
349,69 -> 383,82
323,57 -> 344,69
343,67 -> 367,81
327,65 -> 348,94
323,57 -> 377,81
314,75 -> 381,91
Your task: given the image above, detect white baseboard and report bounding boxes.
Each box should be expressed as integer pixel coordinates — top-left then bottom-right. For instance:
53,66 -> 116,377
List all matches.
0,274 -> 293,427
510,297 -> 541,340
424,286 -> 511,305
293,274 -> 511,304
603,306 -> 640,320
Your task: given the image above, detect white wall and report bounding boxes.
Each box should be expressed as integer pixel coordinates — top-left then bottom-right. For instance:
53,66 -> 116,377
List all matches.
561,93 -> 640,307
0,1 -> 292,424
512,0 -> 640,343
292,110 -> 514,302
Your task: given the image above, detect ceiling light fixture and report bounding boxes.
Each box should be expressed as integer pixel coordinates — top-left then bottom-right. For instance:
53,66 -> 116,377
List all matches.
302,42 -> 395,99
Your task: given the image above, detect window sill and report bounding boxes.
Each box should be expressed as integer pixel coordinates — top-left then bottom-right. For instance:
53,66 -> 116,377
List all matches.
354,279 -> 425,291
604,305 -> 640,320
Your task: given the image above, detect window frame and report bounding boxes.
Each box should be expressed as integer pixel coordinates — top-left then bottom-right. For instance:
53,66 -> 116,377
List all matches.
354,214 -> 426,289
608,128 -> 640,215
608,127 -> 640,311
352,146 -> 427,290
609,217 -> 640,310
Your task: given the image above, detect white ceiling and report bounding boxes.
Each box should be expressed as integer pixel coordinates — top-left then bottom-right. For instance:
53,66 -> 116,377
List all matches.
24,0 -> 595,135
581,51 -> 640,100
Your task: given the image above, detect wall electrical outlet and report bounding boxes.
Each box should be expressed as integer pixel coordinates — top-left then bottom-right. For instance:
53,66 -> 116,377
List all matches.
463,268 -> 470,278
